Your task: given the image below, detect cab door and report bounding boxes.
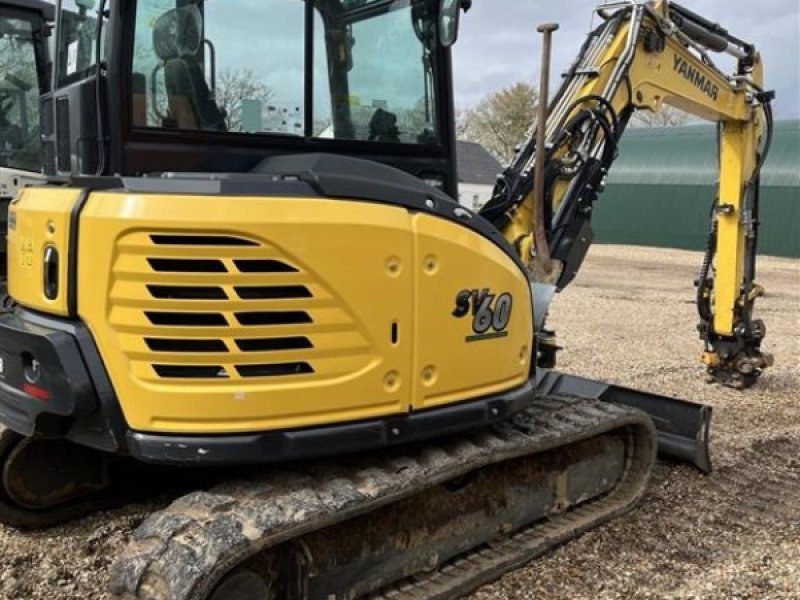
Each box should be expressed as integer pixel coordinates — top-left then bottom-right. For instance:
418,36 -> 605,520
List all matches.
0,1 -> 50,281
0,1 -> 49,180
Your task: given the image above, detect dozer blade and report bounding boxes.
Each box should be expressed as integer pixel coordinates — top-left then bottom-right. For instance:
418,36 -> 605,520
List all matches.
536,370 -> 713,473
111,395 -> 656,600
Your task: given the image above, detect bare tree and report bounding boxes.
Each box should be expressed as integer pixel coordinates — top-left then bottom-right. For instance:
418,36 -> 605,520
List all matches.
454,107 -> 471,139
214,68 -> 273,132
631,104 -> 692,128
395,98 -> 439,143
460,82 -> 538,163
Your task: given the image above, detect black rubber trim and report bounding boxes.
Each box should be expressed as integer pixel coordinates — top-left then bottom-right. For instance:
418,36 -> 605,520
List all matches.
125,378 -> 536,466
0,309 -> 97,438
0,307 -> 128,453
67,188 -> 91,317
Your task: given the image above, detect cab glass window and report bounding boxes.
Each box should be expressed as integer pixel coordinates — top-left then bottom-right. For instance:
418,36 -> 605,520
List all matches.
0,15 -> 42,172
314,1 -> 439,144
131,0 -> 441,145
57,0 -> 105,86
133,0 -> 304,133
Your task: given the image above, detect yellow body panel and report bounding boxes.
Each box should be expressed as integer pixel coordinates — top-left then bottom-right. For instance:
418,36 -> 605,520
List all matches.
411,214 -> 532,409
628,35 -> 749,122
714,119 -> 758,335
38,191 -> 534,434
7,188 -> 79,316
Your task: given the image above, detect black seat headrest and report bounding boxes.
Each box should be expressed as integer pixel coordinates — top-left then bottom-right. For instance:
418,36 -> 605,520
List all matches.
153,5 -> 203,62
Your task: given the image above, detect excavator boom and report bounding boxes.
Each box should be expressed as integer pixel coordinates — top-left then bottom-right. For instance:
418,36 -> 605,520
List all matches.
482,0 -> 773,388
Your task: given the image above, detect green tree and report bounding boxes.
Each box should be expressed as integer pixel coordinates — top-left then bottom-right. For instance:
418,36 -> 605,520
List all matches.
461,82 -> 539,163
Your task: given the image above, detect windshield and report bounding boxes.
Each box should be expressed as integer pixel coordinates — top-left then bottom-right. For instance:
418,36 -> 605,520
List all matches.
132,0 -> 441,145
0,13 -> 42,172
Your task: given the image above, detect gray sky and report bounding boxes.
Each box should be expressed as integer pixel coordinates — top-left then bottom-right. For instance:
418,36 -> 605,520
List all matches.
452,0 -> 800,119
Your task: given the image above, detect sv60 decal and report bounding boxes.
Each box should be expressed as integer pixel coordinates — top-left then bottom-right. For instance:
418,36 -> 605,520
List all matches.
453,289 -> 513,342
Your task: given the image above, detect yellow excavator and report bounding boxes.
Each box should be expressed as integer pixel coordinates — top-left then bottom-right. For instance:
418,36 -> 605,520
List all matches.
0,0 -> 774,598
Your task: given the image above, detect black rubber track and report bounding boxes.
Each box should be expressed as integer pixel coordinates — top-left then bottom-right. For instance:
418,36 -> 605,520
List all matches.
110,396 -> 656,600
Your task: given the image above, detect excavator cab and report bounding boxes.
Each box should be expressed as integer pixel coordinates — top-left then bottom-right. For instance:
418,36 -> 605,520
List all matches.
43,0 -> 465,196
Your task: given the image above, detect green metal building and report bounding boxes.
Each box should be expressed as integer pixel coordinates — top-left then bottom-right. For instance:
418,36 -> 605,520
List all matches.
593,120 -> 800,258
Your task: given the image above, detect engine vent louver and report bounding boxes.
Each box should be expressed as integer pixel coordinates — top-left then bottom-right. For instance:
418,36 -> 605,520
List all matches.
234,285 -> 312,300
111,233 -> 363,383
235,363 -> 314,378
145,338 -> 228,353
150,235 -> 258,247
147,285 -> 228,300
148,258 -> 227,273
234,259 -> 297,273
235,311 -> 313,326
235,337 -> 313,352
146,312 -> 228,326
153,365 -> 228,379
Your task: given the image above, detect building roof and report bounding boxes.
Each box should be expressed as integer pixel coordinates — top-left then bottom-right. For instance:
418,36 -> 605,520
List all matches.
457,141 -> 503,186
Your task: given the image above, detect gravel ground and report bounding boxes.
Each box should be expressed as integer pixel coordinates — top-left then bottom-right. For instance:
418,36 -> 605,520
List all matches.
471,245 -> 800,600
0,244 -> 798,600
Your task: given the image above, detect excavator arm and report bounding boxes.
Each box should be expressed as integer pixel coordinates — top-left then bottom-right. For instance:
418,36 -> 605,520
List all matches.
481,0 -> 774,388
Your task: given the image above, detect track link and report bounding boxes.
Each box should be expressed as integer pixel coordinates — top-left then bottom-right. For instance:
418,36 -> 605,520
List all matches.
110,396 -> 656,600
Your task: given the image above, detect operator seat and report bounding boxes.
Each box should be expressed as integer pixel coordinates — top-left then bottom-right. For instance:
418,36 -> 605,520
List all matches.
368,108 -> 400,143
152,5 -> 226,131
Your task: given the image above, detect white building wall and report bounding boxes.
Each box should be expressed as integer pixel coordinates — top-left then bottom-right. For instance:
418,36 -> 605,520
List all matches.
457,183 -> 494,210
263,101 -> 303,135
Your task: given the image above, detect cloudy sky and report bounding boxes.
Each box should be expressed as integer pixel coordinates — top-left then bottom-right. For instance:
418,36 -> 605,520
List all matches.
452,0 -> 800,119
